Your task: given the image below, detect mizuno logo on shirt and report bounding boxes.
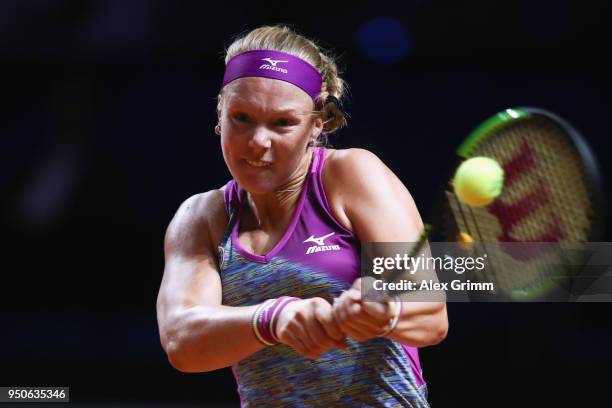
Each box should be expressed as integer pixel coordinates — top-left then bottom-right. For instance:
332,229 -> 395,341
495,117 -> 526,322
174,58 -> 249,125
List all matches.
303,232 -> 341,255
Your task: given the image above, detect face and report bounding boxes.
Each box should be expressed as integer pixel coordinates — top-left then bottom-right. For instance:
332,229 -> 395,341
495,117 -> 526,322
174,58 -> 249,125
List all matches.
218,77 -> 323,194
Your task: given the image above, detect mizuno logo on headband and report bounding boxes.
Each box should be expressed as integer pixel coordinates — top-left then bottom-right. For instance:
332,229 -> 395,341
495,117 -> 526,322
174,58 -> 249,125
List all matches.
261,58 -> 288,67
259,57 -> 288,74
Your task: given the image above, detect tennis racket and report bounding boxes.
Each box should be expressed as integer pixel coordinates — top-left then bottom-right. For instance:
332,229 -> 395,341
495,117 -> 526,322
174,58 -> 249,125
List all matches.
369,107 -> 605,302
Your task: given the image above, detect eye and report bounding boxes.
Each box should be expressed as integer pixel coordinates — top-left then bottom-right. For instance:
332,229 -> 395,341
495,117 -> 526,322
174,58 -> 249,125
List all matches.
274,118 -> 297,127
232,112 -> 252,123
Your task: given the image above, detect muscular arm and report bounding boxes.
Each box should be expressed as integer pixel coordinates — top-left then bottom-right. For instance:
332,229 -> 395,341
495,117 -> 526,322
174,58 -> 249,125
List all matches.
159,186 -> 353,371
325,149 -> 448,347
156,191 -> 266,372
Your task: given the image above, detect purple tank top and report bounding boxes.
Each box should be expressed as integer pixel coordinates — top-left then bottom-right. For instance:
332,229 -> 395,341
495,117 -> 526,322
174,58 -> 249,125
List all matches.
219,147 -> 428,407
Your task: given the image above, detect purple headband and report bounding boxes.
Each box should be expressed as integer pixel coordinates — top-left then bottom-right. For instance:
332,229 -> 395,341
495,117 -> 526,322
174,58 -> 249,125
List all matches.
221,50 -> 323,101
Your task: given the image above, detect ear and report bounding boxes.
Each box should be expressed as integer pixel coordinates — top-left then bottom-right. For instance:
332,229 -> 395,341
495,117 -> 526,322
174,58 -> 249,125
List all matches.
216,94 -> 223,122
312,114 -> 324,140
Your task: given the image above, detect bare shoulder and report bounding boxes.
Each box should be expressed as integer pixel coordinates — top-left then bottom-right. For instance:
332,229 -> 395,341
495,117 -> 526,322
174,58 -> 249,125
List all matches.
165,187 -> 228,256
324,148 -> 388,176
322,148 -> 422,241
322,148 -> 399,231
171,188 -> 226,226
323,148 -> 402,199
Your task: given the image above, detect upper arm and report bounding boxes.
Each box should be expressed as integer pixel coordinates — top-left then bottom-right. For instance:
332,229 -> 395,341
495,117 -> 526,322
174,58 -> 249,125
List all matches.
326,148 -> 424,243
156,190 -> 227,345
326,150 -> 447,339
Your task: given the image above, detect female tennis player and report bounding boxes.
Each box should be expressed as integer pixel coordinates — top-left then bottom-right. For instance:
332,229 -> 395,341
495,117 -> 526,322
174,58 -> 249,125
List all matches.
157,25 -> 448,407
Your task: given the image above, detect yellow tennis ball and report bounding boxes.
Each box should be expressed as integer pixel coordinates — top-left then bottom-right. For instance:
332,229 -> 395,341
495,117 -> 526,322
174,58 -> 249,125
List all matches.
453,157 -> 504,207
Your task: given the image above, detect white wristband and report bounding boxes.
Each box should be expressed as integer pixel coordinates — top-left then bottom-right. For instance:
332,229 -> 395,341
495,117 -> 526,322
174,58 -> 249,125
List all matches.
380,298 -> 403,337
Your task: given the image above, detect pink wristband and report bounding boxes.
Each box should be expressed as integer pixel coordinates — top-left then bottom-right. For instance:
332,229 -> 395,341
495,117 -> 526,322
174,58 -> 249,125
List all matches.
257,301 -> 277,345
252,299 -> 276,346
270,297 -> 301,342
253,296 -> 300,346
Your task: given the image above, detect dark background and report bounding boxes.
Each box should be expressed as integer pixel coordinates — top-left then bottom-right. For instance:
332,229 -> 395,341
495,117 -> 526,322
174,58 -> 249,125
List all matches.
2,1 -> 611,406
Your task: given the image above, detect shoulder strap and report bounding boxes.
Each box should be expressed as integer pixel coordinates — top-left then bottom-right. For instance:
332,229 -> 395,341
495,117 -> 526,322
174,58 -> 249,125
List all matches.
309,147 -> 331,209
220,180 -> 242,245
311,146 -> 325,175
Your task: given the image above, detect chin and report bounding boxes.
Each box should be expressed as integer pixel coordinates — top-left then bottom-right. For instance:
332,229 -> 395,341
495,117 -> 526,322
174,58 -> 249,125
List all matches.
234,173 -> 280,195
239,181 -> 279,195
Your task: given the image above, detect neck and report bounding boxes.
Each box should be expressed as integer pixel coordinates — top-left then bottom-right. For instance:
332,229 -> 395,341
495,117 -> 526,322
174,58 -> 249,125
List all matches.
243,148 -> 314,231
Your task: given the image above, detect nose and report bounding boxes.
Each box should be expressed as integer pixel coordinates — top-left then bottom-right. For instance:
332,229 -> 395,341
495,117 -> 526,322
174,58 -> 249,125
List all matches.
249,126 -> 272,150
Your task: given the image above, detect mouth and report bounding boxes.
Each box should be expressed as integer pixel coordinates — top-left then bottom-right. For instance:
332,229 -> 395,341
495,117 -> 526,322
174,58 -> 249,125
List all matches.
245,159 -> 272,168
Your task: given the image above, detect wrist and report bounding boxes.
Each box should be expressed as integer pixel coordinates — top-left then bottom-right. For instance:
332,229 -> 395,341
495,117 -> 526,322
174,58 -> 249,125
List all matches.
270,296 -> 301,343
252,299 -> 276,346
380,298 -> 403,338
252,296 -> 300,346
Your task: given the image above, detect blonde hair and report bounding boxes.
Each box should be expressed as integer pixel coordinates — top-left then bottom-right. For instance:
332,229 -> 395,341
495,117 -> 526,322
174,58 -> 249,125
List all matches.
223,25 -> 348,141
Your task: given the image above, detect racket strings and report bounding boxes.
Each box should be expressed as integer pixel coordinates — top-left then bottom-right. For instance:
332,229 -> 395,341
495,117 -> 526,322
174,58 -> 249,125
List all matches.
474,121 -> 562,294
486,122 -> 559,292
493,119 -> 592,242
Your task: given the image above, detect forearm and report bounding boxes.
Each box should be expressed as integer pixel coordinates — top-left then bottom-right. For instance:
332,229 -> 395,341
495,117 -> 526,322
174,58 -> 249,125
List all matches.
162,304 -> 265,373
385,301 -> 448,347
